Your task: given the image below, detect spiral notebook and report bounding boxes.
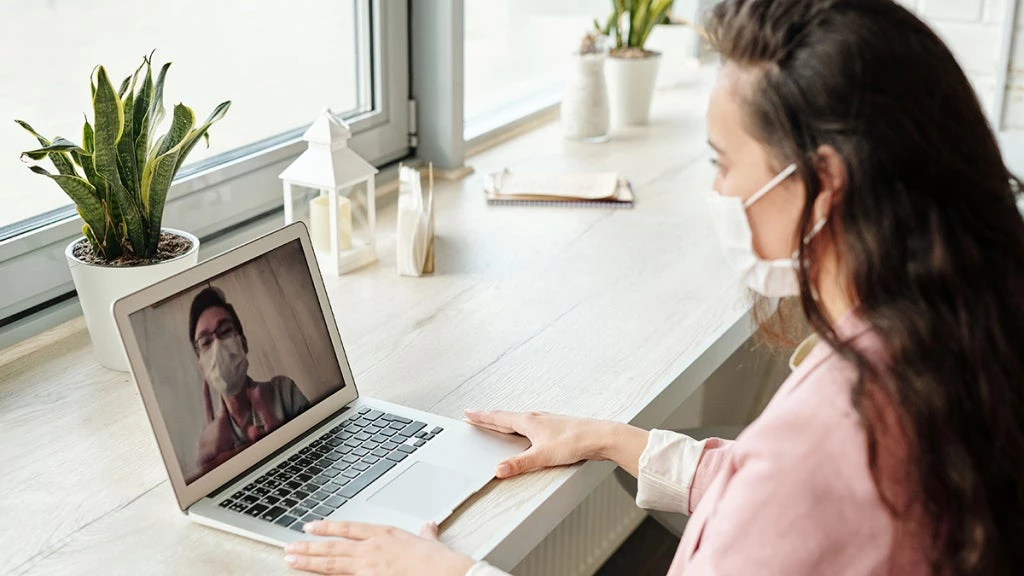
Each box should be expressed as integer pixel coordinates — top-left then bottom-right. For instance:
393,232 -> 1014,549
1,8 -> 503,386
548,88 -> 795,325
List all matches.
484,169 -> 634,208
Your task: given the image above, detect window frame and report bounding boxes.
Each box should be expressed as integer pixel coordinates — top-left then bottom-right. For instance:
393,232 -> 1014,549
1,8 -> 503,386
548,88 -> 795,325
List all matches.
0,0 -> 408,329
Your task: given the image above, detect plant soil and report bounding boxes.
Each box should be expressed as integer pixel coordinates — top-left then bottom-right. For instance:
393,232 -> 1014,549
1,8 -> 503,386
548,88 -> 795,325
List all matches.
610,47 -> 659,59
72,232 -> 193,267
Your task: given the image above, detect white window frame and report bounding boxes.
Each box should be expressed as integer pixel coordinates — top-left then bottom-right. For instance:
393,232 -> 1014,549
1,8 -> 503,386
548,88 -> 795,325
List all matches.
0,0 -> 409,332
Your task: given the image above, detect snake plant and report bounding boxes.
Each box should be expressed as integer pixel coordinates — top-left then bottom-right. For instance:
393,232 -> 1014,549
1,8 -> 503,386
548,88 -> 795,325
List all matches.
17,54 -> 230,261
595,0 -> 675,53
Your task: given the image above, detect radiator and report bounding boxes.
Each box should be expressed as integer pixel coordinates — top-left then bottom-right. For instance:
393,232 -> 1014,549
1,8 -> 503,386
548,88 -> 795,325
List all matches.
511,474 -> 647,576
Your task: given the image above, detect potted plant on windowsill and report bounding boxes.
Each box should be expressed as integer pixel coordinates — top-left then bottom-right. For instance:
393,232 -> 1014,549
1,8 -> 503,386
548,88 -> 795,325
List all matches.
597,0 -> 674,126
17,54 -> 230,371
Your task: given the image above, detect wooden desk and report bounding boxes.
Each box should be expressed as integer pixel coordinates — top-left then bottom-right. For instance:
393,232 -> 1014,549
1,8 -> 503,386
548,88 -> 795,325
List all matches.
0,75 -> 755,575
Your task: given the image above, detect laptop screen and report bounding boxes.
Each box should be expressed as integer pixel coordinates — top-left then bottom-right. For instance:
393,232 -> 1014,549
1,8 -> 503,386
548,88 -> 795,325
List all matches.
128,239 -> 346,485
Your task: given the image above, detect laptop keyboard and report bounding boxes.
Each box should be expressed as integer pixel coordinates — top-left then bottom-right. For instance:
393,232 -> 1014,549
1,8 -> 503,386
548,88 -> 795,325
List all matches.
216,407 -> 444,532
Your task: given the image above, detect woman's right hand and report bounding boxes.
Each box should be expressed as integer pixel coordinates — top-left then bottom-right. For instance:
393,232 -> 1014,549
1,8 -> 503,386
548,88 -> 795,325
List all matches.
464,409 -> 648,478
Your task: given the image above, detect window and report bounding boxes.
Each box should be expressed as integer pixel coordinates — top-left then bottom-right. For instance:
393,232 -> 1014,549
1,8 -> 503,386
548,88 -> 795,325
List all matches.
0,0 -> 408,327
463,0 -> 610,139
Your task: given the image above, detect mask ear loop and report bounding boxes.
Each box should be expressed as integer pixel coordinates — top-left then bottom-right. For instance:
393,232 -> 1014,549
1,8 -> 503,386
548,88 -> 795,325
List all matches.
742,163 -> 799,209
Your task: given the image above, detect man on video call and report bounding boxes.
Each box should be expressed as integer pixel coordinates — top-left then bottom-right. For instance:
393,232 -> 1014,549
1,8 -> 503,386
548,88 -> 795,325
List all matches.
189,286 -> 310,476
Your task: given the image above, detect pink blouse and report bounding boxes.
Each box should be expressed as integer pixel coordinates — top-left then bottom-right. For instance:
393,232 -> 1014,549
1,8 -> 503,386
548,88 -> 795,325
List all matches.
469,312 -> 932,575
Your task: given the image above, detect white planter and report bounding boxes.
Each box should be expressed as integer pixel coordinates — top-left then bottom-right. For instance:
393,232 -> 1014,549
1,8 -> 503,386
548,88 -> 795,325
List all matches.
66,228 -> 200,371
561,53 -> 610,142
645,24 -> 701,89
606,53 -> 662,127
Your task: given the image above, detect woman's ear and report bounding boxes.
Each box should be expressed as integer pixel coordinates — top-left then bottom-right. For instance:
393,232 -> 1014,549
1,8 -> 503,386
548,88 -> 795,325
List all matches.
813,145 -> 847,221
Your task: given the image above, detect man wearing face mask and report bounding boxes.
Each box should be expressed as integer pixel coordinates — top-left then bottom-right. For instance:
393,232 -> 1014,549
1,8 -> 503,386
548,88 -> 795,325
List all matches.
189,287 -> 309,475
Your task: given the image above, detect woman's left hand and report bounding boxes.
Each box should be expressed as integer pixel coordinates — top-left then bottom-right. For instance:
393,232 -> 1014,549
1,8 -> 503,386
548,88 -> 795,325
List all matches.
284,520 -> 475,575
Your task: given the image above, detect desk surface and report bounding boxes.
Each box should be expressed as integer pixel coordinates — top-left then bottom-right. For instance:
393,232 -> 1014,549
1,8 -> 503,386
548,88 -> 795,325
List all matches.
0,73 -> 755,575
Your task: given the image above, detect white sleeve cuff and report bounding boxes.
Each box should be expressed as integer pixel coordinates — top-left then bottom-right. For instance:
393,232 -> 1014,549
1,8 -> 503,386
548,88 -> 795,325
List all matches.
635,429 -> 707,514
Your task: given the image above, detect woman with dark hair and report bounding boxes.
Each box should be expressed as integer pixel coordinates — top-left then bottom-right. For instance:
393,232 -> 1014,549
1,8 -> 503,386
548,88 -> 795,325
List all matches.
282,1 -> 1024,574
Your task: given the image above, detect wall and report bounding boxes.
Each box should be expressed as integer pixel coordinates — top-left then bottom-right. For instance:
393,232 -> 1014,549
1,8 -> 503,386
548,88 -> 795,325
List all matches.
896,0 -> 1023,131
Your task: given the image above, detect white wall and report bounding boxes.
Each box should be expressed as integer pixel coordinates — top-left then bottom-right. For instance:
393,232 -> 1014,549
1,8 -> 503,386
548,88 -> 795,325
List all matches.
896,0 -> 1022,129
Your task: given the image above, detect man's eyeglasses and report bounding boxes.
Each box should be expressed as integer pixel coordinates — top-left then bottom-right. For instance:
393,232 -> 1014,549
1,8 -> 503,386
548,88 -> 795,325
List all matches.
194,321 -> 239,352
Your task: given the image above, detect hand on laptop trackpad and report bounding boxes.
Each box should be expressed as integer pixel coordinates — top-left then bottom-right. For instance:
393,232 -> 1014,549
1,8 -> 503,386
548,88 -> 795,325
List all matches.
368,461 -> 474,520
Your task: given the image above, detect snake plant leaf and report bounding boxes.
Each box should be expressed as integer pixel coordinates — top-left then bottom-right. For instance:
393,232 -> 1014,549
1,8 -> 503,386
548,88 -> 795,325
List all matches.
79,119 -> 107,204
108,175 -> 147,255
29,166 -> 106,239
15,120 -> 48,145
630,0 -> 649,47
89,65 -> 99,100
80,221 -> 119,259
92,66 -> 146,253
15,121 -> 79,176
143,146 -> 181,252
116,58 -> 147,196
117,75 -> 140,197
82,222 -> 97,249
21,138 -> 86,160
133,57 -> 154,182
149,62 -> 172,135
144,100 -> 229,251
172,101 -> 230,175
612,0 -> 625,48
156,103 -> 195,157
92,66 -> 124,192
82,117 -> 95,154
142,104 -> 192,211
117,90 -> 139,195
638,0 -> 674,48
118,75 -> 132,98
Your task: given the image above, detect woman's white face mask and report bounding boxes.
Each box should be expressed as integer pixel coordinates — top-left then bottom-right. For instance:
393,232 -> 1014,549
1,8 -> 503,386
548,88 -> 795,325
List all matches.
200,334 -> 249,398
706,163 -> 827,298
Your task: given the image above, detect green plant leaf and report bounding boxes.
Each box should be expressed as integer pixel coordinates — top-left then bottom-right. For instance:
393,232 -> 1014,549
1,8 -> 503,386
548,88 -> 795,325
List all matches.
21,137 -> 85,159
612,0 -> 624,48
149,62 -> 172,134
29,166 -> 106,246
93,67 -> 146,254
630,0 -> 650,47
82,118 -> 95,154
82,222 -> 99,253
118,75 -> 132,98
143,100 -> 230,252
92,66 -> 124,190
15,119 -> 47,143
171,101 -> 230,175
108,176 -> 147,255
142,147 -> 181,253
117,62 -> 145,199
156,103 -> 195,157
638,0 -> 673,48
80,119 -> 107,206
89,65 -> 99,100
16,121 -> 80,176
142,104 -> 193,210
133,57 -> 154,183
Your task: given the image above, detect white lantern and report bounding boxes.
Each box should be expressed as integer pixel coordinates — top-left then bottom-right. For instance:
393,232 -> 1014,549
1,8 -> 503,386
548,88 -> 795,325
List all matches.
279,108 -> 378,275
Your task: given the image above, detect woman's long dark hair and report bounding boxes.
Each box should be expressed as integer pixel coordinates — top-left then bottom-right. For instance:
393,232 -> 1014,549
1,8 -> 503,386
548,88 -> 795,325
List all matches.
706,0 -> 1024,573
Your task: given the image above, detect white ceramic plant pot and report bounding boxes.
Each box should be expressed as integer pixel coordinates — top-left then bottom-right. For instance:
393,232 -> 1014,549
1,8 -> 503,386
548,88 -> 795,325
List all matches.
66,228 -> 200,372
606,53 -> 662,127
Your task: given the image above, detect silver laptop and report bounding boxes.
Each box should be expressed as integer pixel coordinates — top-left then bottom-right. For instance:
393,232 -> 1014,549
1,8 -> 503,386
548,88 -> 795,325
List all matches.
112,222 -> 528,545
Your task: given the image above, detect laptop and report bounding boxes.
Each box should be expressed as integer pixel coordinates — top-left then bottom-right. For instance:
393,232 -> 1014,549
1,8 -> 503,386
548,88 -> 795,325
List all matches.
112,222 -> 528,545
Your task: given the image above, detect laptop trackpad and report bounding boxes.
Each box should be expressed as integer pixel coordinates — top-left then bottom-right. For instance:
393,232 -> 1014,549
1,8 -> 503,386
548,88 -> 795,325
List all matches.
367,461 -> 474,520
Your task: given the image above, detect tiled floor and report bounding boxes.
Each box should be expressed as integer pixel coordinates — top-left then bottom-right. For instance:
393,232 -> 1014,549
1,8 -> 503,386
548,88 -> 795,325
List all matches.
595,517 -> 679,576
